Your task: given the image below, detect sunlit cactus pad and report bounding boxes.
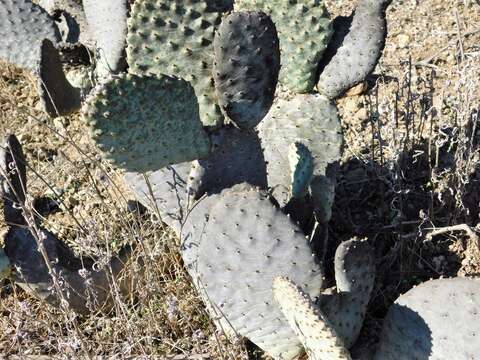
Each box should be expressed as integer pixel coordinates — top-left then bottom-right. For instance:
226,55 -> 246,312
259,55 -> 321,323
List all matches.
234,0 -> 332,93
83,74 -> 211,172
126,0 -> 227,128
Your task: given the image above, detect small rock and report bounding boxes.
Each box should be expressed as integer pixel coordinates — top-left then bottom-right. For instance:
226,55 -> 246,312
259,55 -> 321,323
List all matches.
397,34 -> 410,49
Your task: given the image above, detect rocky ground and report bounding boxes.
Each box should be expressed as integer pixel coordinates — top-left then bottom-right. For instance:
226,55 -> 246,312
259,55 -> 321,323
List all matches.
1,0 -> 480,358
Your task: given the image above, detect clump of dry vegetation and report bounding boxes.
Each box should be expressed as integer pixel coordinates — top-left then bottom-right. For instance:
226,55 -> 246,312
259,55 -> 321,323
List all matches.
1,0 -> 480,358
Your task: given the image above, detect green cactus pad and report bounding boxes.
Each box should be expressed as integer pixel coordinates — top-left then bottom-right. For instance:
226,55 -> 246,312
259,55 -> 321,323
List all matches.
213,11 -> 280,128
288,142 -> 314,199
83,0 -> 128,74
124,162 -> 192,235
0,0 -> 60,70
319,238 -> 375,348
258,94 -> 342,208
193,184 -> 324,359
235,0 -> 332,93
317,0 -> 391,99
126,0 -> 228,128
83,74 -> 211,172
187,126 -> 267,199
37,39 -> 81,117
375,277 -> 480,360
273,277 -> 352,360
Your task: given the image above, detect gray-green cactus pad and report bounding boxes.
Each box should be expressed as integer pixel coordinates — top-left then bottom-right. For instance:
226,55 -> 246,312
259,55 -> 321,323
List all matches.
257,94 -> 342,208
83,74 -> 211,172
37,39 -> 81,117
235,0 -> 332,93
317,0 -> 391,99
187,126 -> 267,199
126,0 -> 227,128
1,134 -> 27,225
0,0 -> 60,70
193,184 -> 324,360
319,238 -> 375,348
273,277 -> 352,360
83,0 -> 128,74
213,11 -> 280,128
375,277 -> 480,360
124,162 -> 192,236
288,142 -> 314,199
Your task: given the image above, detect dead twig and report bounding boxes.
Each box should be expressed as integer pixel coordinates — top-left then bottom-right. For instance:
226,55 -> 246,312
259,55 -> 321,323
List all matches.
426,223 -> 480,249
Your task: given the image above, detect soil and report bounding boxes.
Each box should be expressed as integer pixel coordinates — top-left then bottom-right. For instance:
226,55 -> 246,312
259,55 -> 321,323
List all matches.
1,0 -> 480,358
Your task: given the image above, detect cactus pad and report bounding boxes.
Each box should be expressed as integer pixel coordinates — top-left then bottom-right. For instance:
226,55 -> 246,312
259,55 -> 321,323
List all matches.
126,0 -> 227,128
273,277 -> 352,360
0,0 -> 60,70
319,238 -> 375,348
288,142 -> 314,199
235,0 -> 332,93
124,162 -> 192,235
83,0 -> 128,74
83,74 -> 211,172
317,0 -> 391,99
37,39 -> 81,117
194,184 -> 324,359
187,126 -> 267,199
258,94 -> 342,207
375,277 -> 480,360
213,11 -> 280,128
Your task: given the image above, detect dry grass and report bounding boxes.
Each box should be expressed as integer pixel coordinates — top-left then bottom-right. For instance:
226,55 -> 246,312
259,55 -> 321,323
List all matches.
1,0 -> 480,359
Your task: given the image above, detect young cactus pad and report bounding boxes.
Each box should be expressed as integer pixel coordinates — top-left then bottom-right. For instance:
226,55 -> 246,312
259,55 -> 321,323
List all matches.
193,184 -> 324,360
258,94 -> 342,207
0,0 -> 60,70
126,0 -> 228,128
273,277 -> 352,360
288,142 -> 314,199
234,0 -> 332,93
317,0 -> 391,99
213,11 -> 280,128
83,74 -> 211,173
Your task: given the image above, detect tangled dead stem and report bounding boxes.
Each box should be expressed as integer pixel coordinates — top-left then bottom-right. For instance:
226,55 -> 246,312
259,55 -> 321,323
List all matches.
1,0 -> 480,358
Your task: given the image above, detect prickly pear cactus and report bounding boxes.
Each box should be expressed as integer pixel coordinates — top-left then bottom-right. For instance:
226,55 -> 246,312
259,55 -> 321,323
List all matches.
213,11 -> 280,128
257,94 -> 342,209
319,238 -> 375,348
126,0 -> 229,128
288,142 -> 314,199
191,184 -> 324,360
375,277 -> 480,360
124,162 -> 192,235
273,277 -> 352,360
234,0 -> 332,93
317,0 -> 391,99
83,0 -> 128,75
186,126 -> 267,199
83,74 -> 211,172
0,0 -> 60,70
